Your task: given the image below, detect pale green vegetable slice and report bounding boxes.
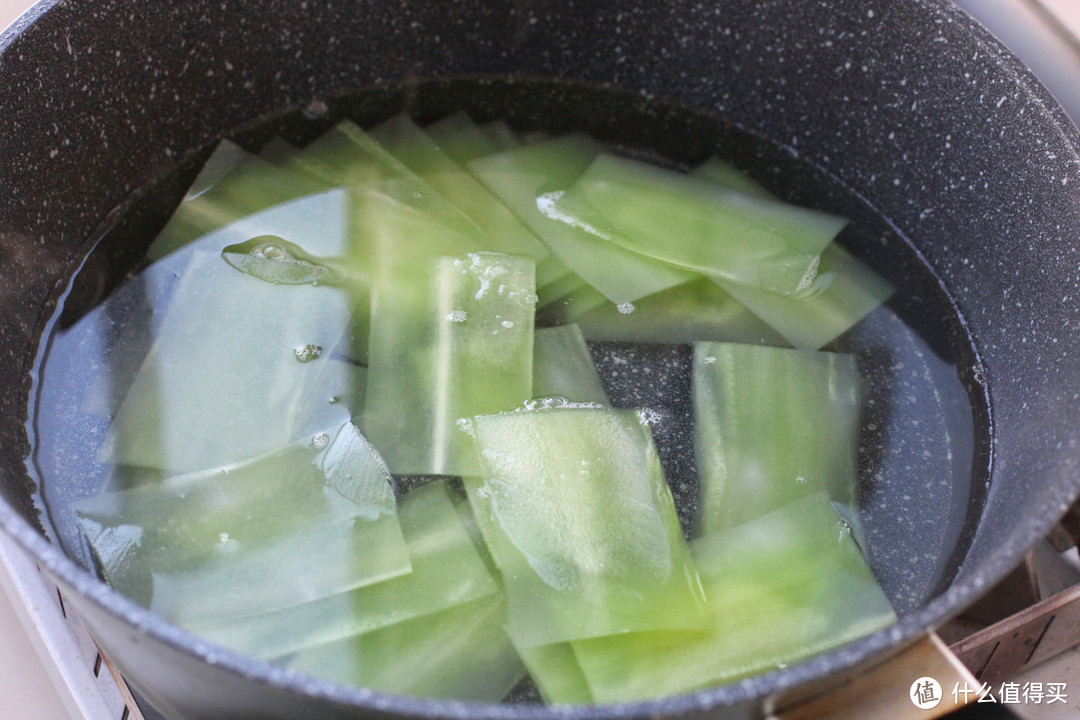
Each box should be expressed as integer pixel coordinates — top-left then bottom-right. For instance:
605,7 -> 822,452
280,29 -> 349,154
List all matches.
715,244 -> 894,349
571,492 -> 896,703
288,328 -> 369,431
532,325 -> 609,404
468,136 -> 693,304
82,421 -> 408,612
152,182 -> 350,275
689,157 -> 773,198
151,181 -> 370,372
424,111 -> 502,164
76,257 -> 188,422
693,342 -> 863,535
551,153 -> 847,296
319,421 -> 396,507
537,285 -> 610,323
535,256 -> 573,289
257,137 -> 301,166
516,643 -> 593,705
689,157 -> 895,349
80,431 -> 378,564
536,270 -> 589,308
571,278 -> 787,347
189,481 -> 498,659
363,252 -> 536,476
451,490 -> 498,577
150,510 -> 410,626
464,407 -> 707,648
101,248 -> 358,473
480,120 -> 521,152
147,142 -> 331,261
282,594 -> 526,702
356,206 -> 490,474
79,519 -> 146,602
272,121 -> 495,267
369,113 -> 550,260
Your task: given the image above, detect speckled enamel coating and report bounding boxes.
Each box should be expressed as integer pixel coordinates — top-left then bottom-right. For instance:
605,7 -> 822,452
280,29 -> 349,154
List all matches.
1,1 -> 1079,719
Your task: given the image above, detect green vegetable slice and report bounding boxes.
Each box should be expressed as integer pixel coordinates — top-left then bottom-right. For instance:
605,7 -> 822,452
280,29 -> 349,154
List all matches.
688,156 -> 894,349
570,278 -> 787,347
101,248 -> 359,473
356,204 -> 490,475
516,643 -> 593,705
424,111 -> 503,164
81,421 -> 408,614
269,121 -> 497,269
537,285 -> 610,323
532,325 -> 609,405
479,120 -> 521,152
468,136 -> 693,304
363,252 -> 536,476
79,519 -> 146,601
150,510 -> 410,626
550,153 -> 847,296
81,430 -> 378,559
369,114 -> 550,261
571,492 -> 896,703
257,137 -> 301,166
464,406 -> 707,648
693,342 -> 863,535
689,157 -> 773,198
536,256 -> 573,289
189,481 -> 498,659
282,594 -> 526,702
536,270 -> 589,308
147,142 -> 331,261
715,244 -> 894,349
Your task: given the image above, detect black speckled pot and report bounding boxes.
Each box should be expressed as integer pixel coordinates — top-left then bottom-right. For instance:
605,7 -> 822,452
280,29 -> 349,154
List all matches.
2,1 -> 1080,718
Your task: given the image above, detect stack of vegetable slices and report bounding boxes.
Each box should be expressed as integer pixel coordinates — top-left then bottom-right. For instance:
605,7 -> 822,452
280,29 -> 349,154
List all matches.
75,109 -> 899,704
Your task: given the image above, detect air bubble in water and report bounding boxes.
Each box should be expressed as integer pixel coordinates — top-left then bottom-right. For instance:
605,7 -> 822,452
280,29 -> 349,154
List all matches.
838,521 -> 853,542
294,344 -> 322,363
637,407 -> 662,427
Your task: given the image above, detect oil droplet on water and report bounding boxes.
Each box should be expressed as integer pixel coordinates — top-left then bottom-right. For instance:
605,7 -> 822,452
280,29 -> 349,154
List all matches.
294,344 -> 322,363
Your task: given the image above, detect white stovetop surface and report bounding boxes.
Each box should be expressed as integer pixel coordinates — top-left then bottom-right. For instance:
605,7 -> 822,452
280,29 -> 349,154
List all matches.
2,1 -> 1080,719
